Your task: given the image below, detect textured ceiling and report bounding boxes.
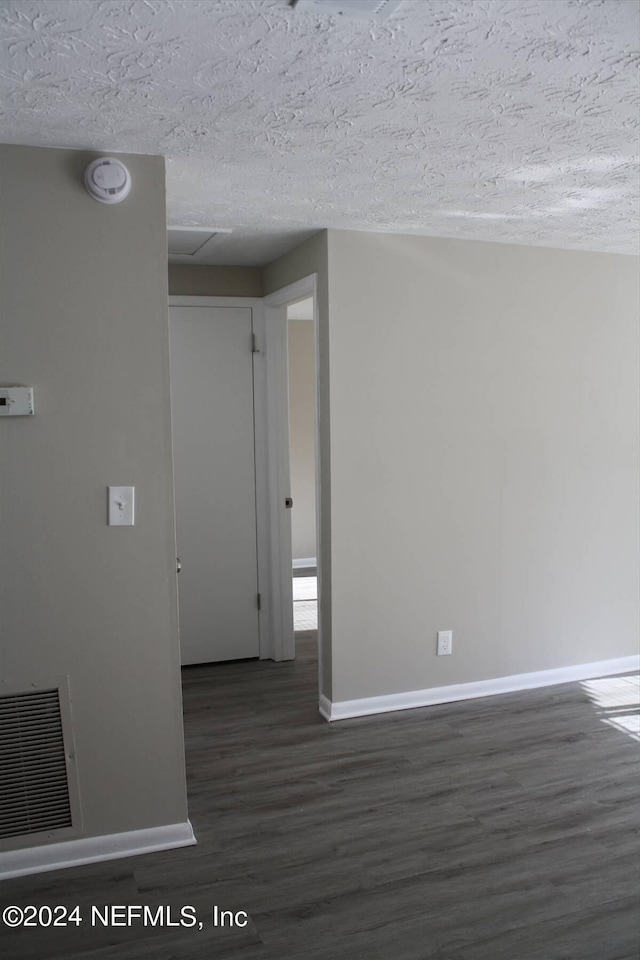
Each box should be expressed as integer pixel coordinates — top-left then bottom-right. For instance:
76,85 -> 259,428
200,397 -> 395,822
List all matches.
0,0 -> 638,265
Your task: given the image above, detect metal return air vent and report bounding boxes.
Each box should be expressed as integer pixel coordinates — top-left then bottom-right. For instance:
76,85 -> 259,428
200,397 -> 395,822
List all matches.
292,0 -> 403,19
0,685 -> 78,842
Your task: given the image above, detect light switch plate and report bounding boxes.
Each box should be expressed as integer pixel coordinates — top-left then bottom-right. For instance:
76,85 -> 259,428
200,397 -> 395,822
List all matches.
108,486 -> 135,526
0,386 -> 34,416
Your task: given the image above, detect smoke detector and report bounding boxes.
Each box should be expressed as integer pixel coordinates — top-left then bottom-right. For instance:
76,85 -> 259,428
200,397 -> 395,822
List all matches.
291,0 -> 403,19
84,157 -> 131,204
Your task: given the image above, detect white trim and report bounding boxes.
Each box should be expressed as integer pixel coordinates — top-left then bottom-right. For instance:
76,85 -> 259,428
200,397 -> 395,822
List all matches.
323,656 -> 640,721
0,821 -> 196,881
168,296 -> 272,661
263,274 -> 321,667
319,695 -> 332,722
250,301 -> 272,660
264,277 -> 316,309
293,557 -> 317,570
263,300 -> 295,661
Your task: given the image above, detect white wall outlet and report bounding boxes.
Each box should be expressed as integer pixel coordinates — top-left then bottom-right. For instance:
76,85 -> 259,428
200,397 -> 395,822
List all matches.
437,630 -> 453,656
108,486 -> 135,526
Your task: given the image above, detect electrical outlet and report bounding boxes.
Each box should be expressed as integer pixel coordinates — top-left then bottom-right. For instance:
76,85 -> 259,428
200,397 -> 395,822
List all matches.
437,630 -> 453,656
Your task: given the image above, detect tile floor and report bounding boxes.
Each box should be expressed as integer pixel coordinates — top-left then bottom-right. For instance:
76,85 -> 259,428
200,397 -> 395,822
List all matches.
293,575 -> 317,631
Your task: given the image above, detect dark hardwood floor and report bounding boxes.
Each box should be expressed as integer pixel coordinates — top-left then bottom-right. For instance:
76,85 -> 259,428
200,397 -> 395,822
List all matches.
1,636 -> 638,959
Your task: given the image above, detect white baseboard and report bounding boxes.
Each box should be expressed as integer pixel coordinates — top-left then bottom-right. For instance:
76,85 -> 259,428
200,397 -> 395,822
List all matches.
0,820 -> 196,881
324,656 -> 640,722
293,557 -> 317,570
318,694 -> 332,721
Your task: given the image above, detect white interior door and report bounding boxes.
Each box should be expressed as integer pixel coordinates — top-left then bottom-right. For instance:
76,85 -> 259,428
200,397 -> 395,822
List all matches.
170,305 -> 259,665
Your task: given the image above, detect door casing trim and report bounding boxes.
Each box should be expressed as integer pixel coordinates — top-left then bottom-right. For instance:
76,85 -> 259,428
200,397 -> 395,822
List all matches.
264,275 -> 321,673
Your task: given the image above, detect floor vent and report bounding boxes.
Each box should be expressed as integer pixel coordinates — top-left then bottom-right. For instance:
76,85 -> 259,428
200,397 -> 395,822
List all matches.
0,688 -> 74,840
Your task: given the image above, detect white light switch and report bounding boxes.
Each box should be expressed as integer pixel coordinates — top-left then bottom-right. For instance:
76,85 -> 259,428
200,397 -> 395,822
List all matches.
108,486 -> 135,526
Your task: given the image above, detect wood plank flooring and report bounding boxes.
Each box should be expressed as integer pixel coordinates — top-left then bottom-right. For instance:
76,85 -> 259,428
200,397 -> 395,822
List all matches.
1,637 -> 638,960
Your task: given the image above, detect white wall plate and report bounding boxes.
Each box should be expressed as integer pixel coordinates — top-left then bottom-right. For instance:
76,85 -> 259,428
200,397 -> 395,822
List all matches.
0,386 -> 34,416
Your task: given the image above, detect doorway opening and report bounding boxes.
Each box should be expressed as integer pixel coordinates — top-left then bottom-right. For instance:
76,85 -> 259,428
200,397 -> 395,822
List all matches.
287,298 -> 318,641
264,273 -> 322,689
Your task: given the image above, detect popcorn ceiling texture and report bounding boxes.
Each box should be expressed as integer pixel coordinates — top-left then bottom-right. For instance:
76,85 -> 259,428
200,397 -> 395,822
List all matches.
0,0 -> 638,264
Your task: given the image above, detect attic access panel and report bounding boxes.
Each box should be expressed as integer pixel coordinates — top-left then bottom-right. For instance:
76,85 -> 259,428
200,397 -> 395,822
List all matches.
168,227 -> 233,263
292,0 -> 404,20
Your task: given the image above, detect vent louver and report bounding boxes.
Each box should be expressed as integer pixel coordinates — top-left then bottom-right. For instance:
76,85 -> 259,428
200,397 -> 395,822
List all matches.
0,689 -> 73,840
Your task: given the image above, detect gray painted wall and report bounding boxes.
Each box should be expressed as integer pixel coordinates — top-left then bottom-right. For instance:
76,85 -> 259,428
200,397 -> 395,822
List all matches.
265,228 -> 639,707
326,230 -> 639,702
0,145 -> 188,842
168,263 -> 262,298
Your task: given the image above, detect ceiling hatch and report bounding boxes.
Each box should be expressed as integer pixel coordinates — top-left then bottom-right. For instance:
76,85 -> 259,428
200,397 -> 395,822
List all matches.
168,227 -> 233,263
292,0 -> 404,19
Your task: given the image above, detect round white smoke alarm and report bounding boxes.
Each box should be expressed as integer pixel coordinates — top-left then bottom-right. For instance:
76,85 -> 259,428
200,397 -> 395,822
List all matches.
84,157 -> 132,204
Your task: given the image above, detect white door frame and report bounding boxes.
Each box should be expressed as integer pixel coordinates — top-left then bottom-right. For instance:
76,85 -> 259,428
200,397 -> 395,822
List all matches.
263,275 -> 321,673
169,281 -> 320,668
169,296 -> 275,660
